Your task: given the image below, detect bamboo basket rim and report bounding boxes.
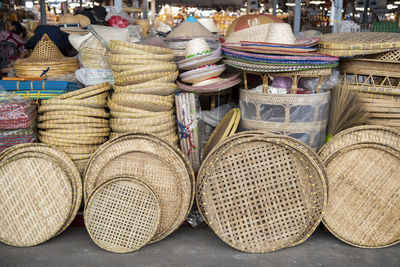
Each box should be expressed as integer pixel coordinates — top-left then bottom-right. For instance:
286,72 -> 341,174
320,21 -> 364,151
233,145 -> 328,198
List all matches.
114,71 -> 178,86
38,114 -> 108,124
53,83 -> 110,100
39,109 -> 110,118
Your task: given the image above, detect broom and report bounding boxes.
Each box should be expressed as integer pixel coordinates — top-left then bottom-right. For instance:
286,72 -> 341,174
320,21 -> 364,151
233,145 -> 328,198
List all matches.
327,83 -> 369,140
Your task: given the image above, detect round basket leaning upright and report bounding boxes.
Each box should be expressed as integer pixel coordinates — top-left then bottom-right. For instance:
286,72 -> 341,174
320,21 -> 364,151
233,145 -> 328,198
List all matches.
239,69 -> 331,150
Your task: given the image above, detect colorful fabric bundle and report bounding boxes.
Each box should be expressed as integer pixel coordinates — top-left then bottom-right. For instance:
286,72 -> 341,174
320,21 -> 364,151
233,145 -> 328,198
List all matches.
0,93 -> 37,151
0,80 -> 79,100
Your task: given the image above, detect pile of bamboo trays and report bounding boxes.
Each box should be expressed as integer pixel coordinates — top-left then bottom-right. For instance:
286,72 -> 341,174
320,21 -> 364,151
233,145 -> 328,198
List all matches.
38,83 -> 111,176
108,41 -> 179,145
0,144 -> 82,247
83,133 -> 194,253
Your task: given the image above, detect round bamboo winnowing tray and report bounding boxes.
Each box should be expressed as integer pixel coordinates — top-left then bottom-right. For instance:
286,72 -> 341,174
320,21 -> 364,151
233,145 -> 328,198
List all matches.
85,177 -> 160,253
197,135 -> 327,253
320,142 -> 400,248
111,93 -> 174,112
197,131 -> 328,227
318,125 -> 400,160
84,133 -> 194,243
319,32 -> 400,50
0,144 -> 82,234
40,109 -> 110,119
0,151 -> 74,247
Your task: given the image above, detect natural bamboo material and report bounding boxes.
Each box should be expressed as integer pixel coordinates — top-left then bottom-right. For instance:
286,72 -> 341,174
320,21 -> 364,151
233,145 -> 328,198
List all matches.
197,133 -> 327,253
85,177 -> 160,253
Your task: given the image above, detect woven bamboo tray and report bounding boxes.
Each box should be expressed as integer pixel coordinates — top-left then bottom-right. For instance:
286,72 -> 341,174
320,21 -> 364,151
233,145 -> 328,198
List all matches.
110,110 -> 174,120
39,135 -> 107,145
340,59 -> 400,78
198,131 -> 327,227
0,144 -> 82,238
202,108 -> 240,159
39,130 -> 109,139
108,40 -> 173,55
320,142 -> 400,248
110,53 -> 174,64
110,120 -> 176,135
110,115 -> 174,127
0,153 -> 73,247
114,71 -> 178,86
40,98 -> 107,109
197,134 -> 327,253
84,133 -> 194,242
319,32 -> 400,50
38,121 -> 109,130
108,98 -> 174,116
111,63 -> 177,75
38,115 -> 108,124
85,177 -> 160,253
45,127 -> 110,135
53,82 -> 110,100
41,109 -> 110,119
111,93 -> 174,112
38,104 -> 109,115
318,125 -> 400,161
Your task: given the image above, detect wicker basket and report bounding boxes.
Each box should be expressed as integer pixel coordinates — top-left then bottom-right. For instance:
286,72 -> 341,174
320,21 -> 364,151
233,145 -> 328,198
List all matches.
240,90 -> 330,150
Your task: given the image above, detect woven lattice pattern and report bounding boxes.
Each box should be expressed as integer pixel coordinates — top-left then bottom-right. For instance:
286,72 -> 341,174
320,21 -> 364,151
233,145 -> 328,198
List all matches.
0,156 -> 72,247
319,32 -> 400,50
197,135 -> 326,253
373,49 -> 400,61
85,135 -> 193,243
85,178 -> 160,253
322,143 -> 400,248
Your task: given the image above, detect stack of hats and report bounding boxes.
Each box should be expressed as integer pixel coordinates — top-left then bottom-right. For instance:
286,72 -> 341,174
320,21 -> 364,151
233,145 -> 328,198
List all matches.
37,82 -> 111,176
0,93 -> 36,151
14,34 -> 79,77
318,32 -> 400,57
84,133 -> 194,253
108,40 -> 179,145
0,144 -> 82,247
176,38 -> 241,92
165,16 -> 219,61
222,23 -> 339,72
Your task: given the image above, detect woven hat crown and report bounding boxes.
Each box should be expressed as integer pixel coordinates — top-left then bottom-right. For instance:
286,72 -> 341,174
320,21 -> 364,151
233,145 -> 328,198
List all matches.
185,38 -> 211,57
28,34 -> 64,62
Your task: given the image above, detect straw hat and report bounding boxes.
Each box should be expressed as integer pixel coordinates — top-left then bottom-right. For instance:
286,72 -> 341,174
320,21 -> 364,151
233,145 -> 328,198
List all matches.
13,34 -> 79,77
176,38 -> 222,70
226,14 -> 283,36
58,14 -> 90,35
179,64 -> 226,84
198,18 -> 220,34
226,23 -> 296,44
165,15 -> 216,40
176,72 -> 242,93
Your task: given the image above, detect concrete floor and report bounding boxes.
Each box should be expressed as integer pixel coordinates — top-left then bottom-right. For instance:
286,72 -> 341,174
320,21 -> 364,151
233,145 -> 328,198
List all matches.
1,226 -> 399,267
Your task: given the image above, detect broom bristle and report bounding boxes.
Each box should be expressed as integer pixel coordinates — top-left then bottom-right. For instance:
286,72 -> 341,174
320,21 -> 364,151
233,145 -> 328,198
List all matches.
328,83 -> 369,137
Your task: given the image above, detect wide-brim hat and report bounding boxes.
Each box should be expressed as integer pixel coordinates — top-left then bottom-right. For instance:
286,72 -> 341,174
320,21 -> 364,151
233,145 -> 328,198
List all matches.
198,18 -> 220,34
176,72 -> 241,92
226,23 -> 296,45
180,64 -> 226,84
165,15 -> 216,40
178,47 -> 222,70
226,14 -> 283,36
59,14 -> 90,35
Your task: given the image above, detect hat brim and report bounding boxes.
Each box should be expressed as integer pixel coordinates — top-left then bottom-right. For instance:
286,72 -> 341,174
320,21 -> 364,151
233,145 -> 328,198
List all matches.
176,73 -> 241,92
180,64 -> 226,79
180,66 -> 226,84
178,47 -> 222,66
60,27 -> 89,35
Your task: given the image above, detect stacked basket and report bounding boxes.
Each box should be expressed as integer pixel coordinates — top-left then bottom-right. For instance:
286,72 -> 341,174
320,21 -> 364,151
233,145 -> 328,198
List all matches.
108,40 -> 179,145
0,144 -> 82,247
37,83 -> 111,176
84,133 -> 194,253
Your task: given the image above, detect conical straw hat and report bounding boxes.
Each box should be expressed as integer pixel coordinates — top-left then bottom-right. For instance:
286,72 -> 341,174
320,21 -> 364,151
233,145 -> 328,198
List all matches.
166,16 -> 216,40
198,18 -> 220,33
